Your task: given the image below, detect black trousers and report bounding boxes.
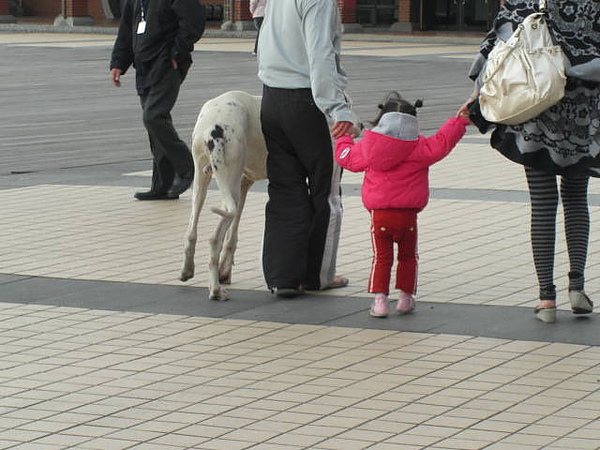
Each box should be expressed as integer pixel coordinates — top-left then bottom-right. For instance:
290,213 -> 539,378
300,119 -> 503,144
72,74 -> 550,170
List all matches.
260,85 -> 341,290
139,67 -> 194,193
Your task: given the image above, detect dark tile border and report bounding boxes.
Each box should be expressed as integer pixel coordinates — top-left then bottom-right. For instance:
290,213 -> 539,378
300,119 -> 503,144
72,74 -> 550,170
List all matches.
2,274 -> 598,346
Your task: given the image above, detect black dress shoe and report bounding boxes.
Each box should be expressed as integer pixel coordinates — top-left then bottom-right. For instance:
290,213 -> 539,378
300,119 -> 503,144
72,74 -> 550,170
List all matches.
134,190 -> 179,201
271,286 -> 305,298
167,170 -> 194,198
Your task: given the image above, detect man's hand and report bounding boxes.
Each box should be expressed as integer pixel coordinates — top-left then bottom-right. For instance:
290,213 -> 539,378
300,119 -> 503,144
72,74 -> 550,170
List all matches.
110,68 -> 122,87
331,121 -> 355,139
172,59 -> 178,69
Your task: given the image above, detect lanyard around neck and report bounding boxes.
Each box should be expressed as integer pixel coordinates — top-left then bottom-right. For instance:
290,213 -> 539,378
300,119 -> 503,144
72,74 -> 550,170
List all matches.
140,0 -> 148,20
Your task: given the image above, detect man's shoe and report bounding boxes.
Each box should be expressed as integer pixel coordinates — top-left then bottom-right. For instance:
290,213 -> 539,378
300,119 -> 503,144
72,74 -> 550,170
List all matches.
272,286 -> 304,298
167,170 -> 194,198
134,190 -> 179,201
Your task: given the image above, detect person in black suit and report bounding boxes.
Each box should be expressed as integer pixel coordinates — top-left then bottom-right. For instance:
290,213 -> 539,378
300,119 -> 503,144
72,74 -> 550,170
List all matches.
110,0 -> 205,200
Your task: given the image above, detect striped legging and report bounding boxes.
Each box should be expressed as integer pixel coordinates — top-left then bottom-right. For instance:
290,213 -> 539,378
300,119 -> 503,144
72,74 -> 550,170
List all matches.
525,166 -> 589,300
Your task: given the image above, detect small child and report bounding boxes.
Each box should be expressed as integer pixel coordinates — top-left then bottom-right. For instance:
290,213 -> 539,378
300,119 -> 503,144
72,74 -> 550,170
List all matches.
335,91 -> 470,318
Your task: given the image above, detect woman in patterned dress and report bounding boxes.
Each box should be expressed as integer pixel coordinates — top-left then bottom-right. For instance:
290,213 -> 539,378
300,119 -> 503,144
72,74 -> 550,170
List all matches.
458,0 -> 600,323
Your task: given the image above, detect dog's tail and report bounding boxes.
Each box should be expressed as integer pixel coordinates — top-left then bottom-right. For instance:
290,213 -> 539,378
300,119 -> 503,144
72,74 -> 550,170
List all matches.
207,125 -> 235,220
211,207 -> 235,219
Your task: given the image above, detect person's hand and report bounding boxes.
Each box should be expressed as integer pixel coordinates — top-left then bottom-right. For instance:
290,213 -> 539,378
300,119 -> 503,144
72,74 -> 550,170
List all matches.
110,68 -> 122,87
331,121 -> 355,139
457,98 -> 473,119
172,59 -> 178,69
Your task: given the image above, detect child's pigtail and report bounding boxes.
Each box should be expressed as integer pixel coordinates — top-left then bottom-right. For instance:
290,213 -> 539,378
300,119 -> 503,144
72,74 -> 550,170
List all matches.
371,92 -> 424,125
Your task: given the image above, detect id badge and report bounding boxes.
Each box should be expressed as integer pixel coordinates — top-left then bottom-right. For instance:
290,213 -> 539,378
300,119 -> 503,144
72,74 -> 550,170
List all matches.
137,20 -> 146,34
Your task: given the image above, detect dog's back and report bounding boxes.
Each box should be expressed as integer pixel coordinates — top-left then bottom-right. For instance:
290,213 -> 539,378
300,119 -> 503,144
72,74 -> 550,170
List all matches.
192,90 -> 267,182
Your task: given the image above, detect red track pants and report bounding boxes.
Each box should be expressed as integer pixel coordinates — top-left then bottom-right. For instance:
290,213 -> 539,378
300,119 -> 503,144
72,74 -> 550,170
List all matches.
368,209 -> 419,295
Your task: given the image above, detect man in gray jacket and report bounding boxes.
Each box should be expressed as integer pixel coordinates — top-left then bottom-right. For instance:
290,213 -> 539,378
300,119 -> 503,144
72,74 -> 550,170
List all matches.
258,0 -> 355,297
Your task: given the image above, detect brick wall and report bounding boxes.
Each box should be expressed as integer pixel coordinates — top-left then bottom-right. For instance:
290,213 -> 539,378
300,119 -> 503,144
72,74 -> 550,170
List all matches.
66,0 -> 89,16
88,0 -> 107,20
22,0 -> 60,17
398,0 -> 411,23
231,0 -> 251,21
338,0 -> 356,24
15,0 -> 500,25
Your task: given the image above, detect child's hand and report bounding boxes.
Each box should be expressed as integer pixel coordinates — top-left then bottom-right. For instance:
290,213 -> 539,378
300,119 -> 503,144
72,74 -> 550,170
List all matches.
457,100 -> 471,118
350,122 -> 363,138
458,107 -> 473,125
457,98 -> 475,125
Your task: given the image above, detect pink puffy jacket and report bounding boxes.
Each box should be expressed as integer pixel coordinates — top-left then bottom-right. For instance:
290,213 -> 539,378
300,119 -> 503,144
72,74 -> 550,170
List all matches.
335,115 -> 469,211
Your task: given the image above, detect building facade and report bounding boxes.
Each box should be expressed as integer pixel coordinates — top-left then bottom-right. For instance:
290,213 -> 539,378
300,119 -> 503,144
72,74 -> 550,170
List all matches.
0,0 -> 501,32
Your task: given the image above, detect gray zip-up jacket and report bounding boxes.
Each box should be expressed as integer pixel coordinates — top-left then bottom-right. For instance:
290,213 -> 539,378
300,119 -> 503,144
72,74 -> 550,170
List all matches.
257,0 -> 352,123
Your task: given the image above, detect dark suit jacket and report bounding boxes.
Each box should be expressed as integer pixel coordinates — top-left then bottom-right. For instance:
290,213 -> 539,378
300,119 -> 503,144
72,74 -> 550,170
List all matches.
110,0 -> 205,94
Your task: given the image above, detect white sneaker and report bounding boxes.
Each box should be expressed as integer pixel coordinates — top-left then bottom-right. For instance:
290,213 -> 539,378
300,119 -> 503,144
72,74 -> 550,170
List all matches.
370,294 -> 390,318
397,291 -> 415,314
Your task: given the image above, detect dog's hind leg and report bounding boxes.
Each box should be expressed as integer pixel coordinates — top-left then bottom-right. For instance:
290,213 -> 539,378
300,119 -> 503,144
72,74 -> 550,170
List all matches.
208,194 -> 236,301
207,136 -> 245,300
219,175 -> 254,284
180,163 -> 212,282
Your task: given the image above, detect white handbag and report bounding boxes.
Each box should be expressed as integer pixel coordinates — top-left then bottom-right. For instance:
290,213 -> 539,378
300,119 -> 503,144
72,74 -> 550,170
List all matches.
479,0 -> 566,125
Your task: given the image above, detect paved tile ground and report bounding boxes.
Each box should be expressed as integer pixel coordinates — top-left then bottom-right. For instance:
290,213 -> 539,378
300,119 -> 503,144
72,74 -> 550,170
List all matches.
4,136 -> 600,308
1,31 -> 600,449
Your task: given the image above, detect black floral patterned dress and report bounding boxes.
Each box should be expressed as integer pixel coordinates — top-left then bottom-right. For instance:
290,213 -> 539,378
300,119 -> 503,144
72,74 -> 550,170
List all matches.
469,0 -> 600,178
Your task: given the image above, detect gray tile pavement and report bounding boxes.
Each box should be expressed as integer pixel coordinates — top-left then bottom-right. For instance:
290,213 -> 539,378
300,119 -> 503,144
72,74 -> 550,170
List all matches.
0,32 -> 476,175
1,31 -> 600,449
2,30 -> 599,346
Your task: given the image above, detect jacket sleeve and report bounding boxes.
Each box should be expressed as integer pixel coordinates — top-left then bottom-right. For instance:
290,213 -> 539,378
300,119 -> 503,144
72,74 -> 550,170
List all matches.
417,116 -> 469,165
170,0 -> 206,63
109,0 -> 134,74
335,135 -> 368,172
301,1 -> 353,123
